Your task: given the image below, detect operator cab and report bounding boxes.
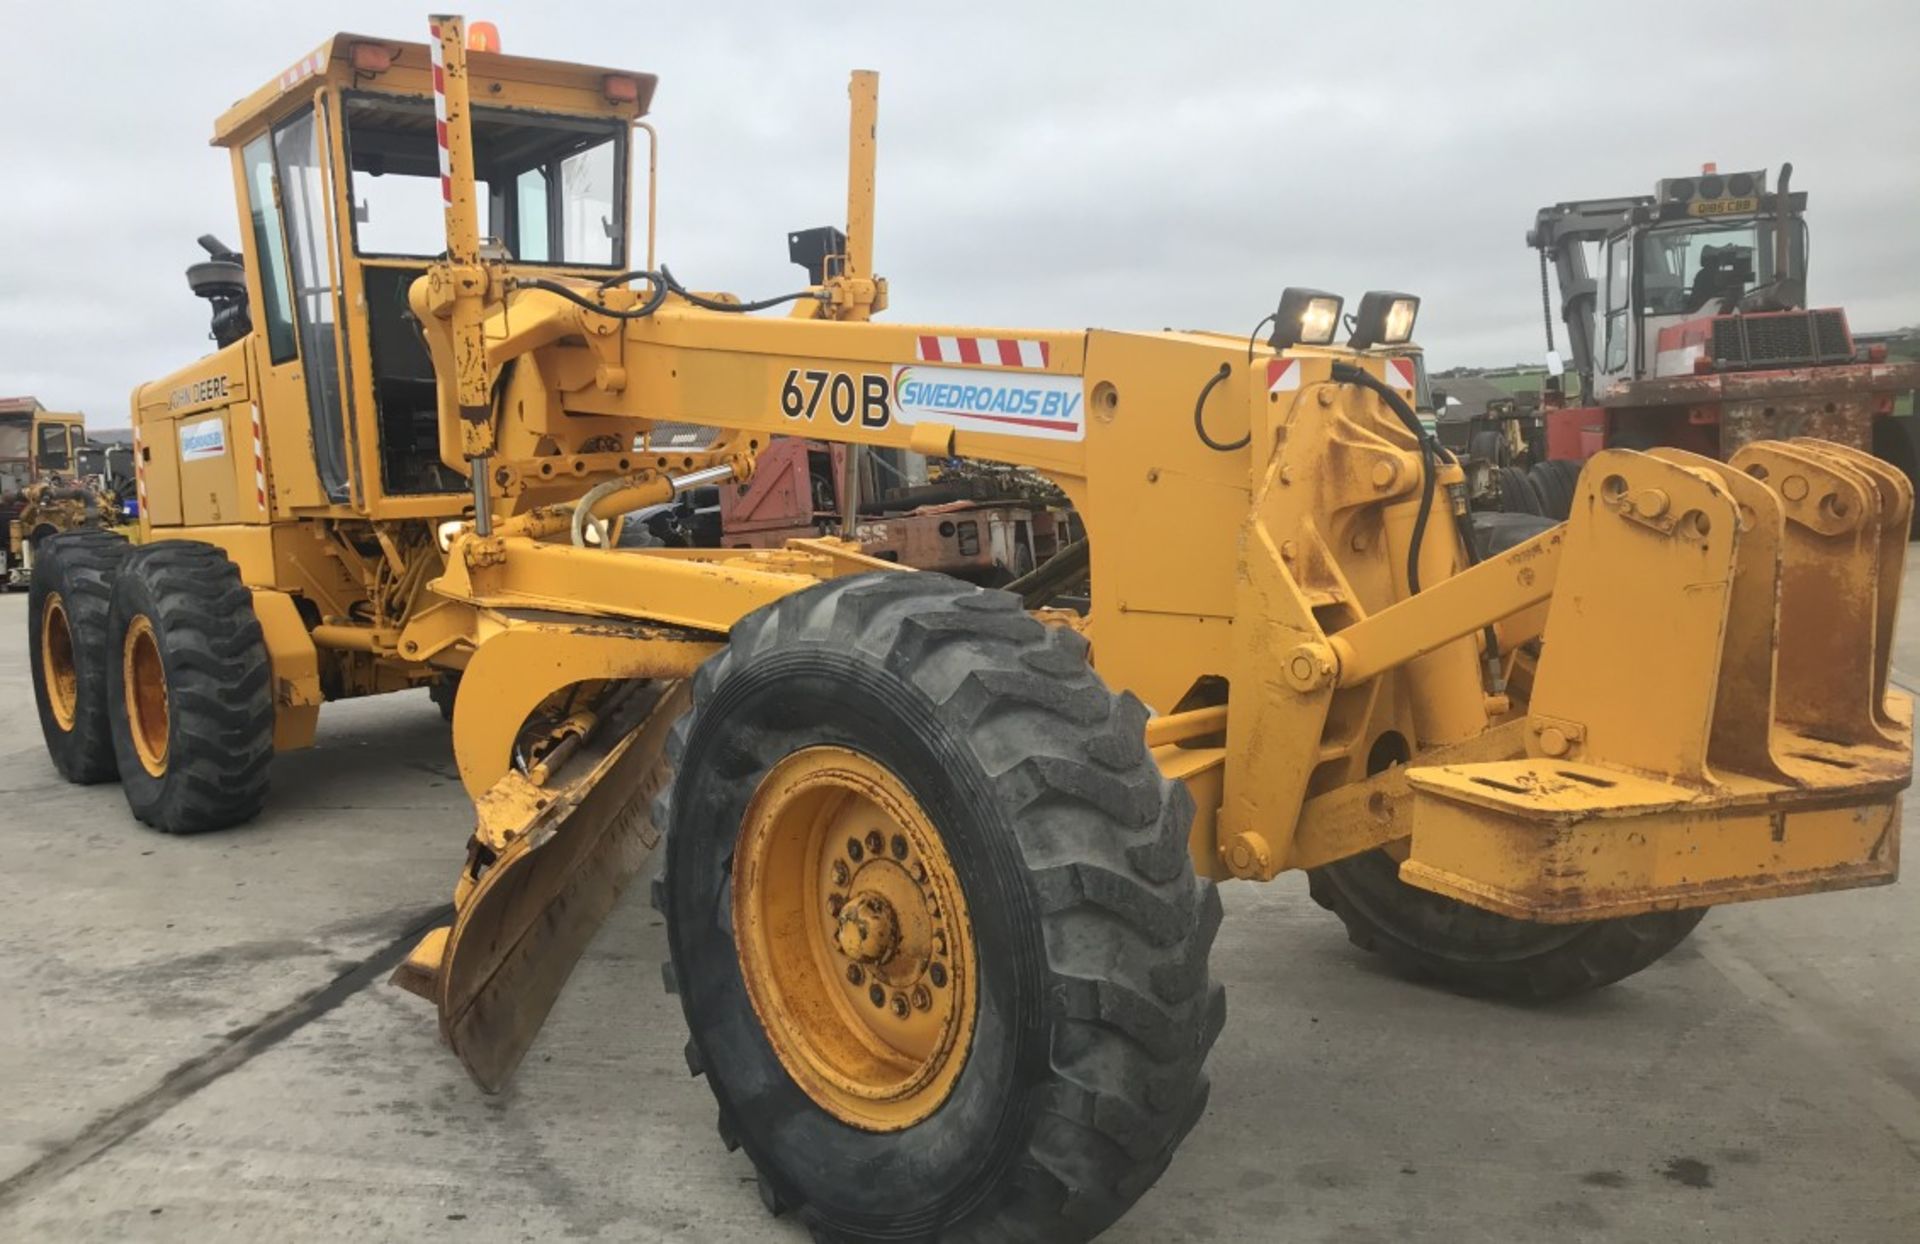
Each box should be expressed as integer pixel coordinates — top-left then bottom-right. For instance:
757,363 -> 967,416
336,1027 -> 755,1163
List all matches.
166,30 -> 652,520
0,399 -> 84,498
1594,167 -> 1815,391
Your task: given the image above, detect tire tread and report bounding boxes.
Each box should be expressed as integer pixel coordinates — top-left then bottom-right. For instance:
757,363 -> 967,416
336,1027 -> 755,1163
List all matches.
660,573 -> 1221,1242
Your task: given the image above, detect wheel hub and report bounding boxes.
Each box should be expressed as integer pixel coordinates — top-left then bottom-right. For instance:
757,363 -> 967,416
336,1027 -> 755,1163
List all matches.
834,890 -> 902,965
732,746 -> 977,1132
122,614 -> 170,778
41,591 -> 78,731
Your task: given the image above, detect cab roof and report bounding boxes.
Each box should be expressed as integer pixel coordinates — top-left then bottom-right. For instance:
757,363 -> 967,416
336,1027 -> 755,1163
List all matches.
212,31 -> 656,147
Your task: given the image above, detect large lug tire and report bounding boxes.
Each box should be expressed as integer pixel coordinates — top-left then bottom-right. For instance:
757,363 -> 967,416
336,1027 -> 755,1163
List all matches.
105,541 -> 276,833
1307,848 -> 1706,1001
28,529 -> 131,783
656,572 -> 1224,1243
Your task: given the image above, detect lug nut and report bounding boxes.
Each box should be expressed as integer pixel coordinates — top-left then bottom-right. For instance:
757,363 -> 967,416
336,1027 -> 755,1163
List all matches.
890,994 -> 910,1018
868,983 -> 886,1008
911,985 -> 931,1011
929,962 -> 948,989
865,830 -> 885,856
890,834 -> 908,860
831,860 -> 850,885
846,837 -> 863,862
846,964 -> 863,985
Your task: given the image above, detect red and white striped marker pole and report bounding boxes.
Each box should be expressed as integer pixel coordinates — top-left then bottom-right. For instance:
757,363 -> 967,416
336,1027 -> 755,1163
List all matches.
428,21 -> 452,206
428,16 -> 496,529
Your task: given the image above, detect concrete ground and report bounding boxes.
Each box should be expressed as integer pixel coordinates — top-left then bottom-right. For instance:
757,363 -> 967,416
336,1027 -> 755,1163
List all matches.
2,561 -> 1918,1244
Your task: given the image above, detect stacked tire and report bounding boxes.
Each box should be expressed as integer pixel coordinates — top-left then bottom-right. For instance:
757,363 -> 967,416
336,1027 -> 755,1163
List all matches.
1493,459 -> 1580,520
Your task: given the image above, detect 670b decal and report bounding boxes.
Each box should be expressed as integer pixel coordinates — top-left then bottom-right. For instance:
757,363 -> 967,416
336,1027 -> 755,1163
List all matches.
778,363 -> 1088,442
780,368 -> 892,428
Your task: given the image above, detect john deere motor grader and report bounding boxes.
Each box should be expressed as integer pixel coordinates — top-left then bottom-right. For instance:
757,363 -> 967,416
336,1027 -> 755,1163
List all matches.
27,18 -> 1914,1241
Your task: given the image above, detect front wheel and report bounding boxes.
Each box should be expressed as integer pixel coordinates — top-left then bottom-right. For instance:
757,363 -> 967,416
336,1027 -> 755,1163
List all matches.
106,542 -> 276,833
1308,848 -> 1705,1001
657,572 -> 1223,1243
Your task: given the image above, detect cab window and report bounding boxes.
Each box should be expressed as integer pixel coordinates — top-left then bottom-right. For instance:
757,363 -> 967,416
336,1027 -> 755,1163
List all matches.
242,133 -> 299,364
37,422 -> 71,471
1602,236 -> 1631,374
273,105 -> 353,503
341,93 -> 625,266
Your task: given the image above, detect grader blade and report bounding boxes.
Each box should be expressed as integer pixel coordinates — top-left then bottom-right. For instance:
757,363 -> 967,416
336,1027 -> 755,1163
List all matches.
396,682 -> 686,1091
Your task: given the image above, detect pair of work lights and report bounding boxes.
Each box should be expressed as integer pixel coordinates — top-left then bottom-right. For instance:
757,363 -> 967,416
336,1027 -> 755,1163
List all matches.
1270,288 -> 1419,351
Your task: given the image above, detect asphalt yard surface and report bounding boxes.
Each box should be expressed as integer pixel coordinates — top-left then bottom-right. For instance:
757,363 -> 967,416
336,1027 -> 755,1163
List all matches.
2,557 -> 1918,1242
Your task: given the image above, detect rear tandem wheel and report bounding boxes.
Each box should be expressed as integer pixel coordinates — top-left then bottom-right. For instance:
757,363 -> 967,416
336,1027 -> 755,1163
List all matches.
1307,850 -> 1706,1001
656,572 -> 1224,1243
28,529 -> 131,783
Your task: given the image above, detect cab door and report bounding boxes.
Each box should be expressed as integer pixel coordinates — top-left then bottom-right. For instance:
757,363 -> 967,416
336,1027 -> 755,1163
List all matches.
1597,233 -> 1635,390
238,101 -> 352,512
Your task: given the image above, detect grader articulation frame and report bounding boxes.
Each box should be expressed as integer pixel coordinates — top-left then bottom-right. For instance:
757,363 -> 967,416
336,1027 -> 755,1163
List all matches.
26,18 -> 1912,1242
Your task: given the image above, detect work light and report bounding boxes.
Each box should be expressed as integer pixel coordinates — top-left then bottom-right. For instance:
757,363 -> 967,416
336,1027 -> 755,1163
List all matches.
1270,288 -> 1343,350
1348,291 -> 1420,349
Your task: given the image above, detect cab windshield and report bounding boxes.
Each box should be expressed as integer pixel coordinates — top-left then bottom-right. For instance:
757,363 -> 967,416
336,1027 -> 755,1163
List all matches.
342,93 -> 625,266
1638,217 -> 1808,315
0,416 -> 27,462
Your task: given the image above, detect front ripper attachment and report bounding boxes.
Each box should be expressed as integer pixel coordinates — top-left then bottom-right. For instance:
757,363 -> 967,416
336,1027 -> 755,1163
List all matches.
394,681 -> 687,1090
1399,444 -> 1911,922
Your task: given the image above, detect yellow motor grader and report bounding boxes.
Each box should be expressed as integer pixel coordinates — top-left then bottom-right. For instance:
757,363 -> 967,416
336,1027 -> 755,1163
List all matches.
27,17 -> 1912,1242
1,400 -> 120,589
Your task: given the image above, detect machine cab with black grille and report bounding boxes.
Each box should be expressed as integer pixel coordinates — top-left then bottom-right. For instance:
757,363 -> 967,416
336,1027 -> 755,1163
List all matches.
1526,163 -> 1920,477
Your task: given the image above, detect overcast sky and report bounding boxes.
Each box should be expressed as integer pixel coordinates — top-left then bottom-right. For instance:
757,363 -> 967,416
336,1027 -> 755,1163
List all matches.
3,1 -> 1916,426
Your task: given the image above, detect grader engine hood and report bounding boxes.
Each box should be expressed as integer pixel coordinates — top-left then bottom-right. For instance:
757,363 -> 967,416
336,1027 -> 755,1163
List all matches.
1399,439 -> 1910,920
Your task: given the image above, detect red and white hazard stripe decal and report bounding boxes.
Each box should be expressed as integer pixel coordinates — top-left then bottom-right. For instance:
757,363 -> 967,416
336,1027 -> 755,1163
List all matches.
1269,356 -> 1417,393
915,336 -> 1051,369
428,21 -> 452,204
250,403 -> 269,513
277,48 -> 326,93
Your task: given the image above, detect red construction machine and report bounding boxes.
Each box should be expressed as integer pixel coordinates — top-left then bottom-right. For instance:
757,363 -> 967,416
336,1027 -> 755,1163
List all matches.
1528,163 -> 1920,520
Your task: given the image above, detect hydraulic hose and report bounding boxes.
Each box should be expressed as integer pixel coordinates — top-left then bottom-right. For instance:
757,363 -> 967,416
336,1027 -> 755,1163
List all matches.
524,274 -> 670,320
657,266 -> 821,314
1330,362 -> 1448,594
525,266 -> 817,322
1328,361 -> 1502,680
1193,363 -> 1246,452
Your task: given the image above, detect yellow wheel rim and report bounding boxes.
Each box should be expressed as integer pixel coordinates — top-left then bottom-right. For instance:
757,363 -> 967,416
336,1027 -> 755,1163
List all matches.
41,592 -> 79,732
732,746 -> 977,1132
123,615 -> 170,778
